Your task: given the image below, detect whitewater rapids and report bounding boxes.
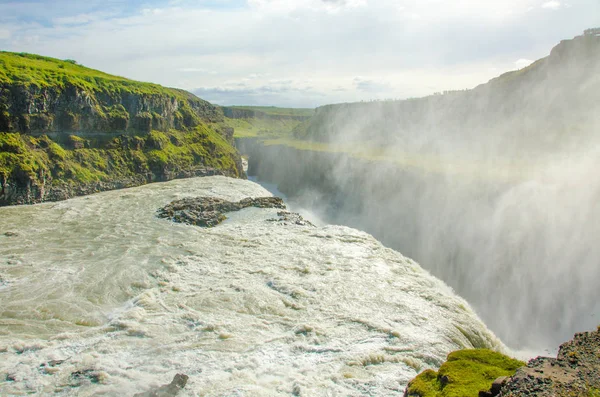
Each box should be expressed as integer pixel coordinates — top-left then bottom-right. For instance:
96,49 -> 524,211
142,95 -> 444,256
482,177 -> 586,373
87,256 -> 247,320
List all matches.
0,176 -> 503,396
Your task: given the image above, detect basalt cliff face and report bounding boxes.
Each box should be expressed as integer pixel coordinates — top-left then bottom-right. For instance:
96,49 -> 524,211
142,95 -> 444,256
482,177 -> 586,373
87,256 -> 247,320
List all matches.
0,52 -> 243,206
0,54 -> 223,134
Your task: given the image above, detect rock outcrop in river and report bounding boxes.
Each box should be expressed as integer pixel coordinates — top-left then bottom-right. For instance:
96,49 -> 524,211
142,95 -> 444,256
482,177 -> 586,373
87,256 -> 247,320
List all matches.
158,196 -> 287,227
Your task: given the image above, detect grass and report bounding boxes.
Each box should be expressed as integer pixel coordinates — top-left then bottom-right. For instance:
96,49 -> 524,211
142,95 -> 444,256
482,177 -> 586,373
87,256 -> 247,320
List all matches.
0,52 -> 185,99
220,105 -> 313,138
0,52 -> 242,201
405,349 -> 525,397
221,117 -> 304,138
0,126 -> 241,192
225,106 -> 314,117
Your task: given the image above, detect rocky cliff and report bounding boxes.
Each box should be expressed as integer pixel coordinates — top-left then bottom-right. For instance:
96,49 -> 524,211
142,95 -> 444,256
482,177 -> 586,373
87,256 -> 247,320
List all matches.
0,53 -> 223,134
294,30 -> 600,156
404,327 -> 600,397
0,52 -> 243,206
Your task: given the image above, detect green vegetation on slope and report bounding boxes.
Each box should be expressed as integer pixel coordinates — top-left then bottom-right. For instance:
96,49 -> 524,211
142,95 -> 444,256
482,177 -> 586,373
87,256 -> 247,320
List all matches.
226,106 -> 314,117
405,349 -> 525,397
0,52 -> 182,97
0,51 -> 243,204
222,117 -> 304,138
220,106 -> 313,138
0,126 -> 241,204
0,52 -> 222,134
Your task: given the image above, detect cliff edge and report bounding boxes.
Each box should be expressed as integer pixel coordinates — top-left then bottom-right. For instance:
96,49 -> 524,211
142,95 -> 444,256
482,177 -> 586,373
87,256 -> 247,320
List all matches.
0,52 -> 243,205
294,30 -> 600,156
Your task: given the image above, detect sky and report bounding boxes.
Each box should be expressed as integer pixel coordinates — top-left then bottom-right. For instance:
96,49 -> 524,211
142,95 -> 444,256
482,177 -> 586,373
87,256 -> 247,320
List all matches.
0,0 -> 598,107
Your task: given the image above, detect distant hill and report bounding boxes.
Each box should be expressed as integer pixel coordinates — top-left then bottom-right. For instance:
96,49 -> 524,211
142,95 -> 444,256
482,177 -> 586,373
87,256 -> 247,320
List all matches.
223,106 -> 313,118
221,106 -> 313,138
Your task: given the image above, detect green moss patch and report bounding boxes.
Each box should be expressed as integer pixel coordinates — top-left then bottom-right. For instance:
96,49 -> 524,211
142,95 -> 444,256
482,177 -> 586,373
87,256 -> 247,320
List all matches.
221,117 -> 304,139
0,127 -> 240,197
0,52 -> 182,98
406,349 -> 525,397
226,106 -> 314,117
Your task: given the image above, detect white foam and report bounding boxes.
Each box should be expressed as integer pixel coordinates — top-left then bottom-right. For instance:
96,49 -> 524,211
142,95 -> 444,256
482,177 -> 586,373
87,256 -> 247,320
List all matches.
0,176 -> 504,395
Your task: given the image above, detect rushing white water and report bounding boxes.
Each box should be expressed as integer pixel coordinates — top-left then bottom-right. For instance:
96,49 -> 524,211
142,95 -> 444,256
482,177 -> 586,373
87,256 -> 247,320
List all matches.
0,176 -> 504,396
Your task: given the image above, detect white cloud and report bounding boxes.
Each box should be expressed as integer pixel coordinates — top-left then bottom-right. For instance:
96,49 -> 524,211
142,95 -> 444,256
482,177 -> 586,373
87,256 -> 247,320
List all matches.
54,14 -> 97,25
1,0 -> 598,106
248,0 -> 367,13
177,67 -> 211,73
542,1 -> 561,9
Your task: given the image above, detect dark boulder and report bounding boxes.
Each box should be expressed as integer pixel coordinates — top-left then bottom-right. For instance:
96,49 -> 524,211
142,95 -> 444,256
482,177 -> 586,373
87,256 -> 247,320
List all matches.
157,196 -> 286,227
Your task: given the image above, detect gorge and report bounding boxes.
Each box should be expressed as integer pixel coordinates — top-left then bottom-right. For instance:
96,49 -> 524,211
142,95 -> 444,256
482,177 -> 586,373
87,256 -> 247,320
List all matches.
236,30 -> 600,352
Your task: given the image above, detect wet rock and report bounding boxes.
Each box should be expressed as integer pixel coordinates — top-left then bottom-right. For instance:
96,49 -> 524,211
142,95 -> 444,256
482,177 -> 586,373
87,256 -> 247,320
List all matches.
134,373 -> 189,397
267,211 -> 315,227
479,376 -> 508,397
496,328 -> 600,396
157,196 -> 286,227
69,369 -> 104,386
439,375 -> 449,386
491,376 -> 508,394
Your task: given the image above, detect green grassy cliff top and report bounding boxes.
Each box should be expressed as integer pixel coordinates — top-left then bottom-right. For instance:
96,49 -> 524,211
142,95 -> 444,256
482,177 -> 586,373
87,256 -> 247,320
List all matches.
0,51 -> 193,100
226,106 -> 314,117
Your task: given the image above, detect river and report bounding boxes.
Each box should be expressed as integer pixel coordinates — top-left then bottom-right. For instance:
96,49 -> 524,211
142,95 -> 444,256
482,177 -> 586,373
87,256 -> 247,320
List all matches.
0,176 -> 503,396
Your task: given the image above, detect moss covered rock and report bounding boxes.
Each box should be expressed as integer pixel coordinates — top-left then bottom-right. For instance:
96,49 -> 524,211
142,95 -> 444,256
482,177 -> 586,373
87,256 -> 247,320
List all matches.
405,349 -> 525,397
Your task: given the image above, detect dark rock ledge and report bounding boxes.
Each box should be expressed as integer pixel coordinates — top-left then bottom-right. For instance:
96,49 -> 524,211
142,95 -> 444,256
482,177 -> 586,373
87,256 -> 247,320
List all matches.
158,196 -> 287,227
492,327 -> 600,397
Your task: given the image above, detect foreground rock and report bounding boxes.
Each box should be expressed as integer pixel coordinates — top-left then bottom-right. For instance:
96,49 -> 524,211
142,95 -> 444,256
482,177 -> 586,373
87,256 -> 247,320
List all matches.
157,196 -> 286,227
403,349 -> 524,397
495,327 -> 600,396
405,327 -> 600,397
